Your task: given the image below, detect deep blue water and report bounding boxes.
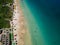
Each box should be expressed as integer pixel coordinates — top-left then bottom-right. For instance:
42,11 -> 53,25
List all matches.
24,0 -> 60,45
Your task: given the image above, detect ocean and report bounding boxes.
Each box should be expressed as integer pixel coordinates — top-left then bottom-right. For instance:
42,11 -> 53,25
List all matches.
20,0 -> 60,45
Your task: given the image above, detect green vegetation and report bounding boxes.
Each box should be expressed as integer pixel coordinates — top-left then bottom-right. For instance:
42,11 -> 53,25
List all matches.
0,0 -> 13,4
0,0 -> 13,28
9,33 -> 14,45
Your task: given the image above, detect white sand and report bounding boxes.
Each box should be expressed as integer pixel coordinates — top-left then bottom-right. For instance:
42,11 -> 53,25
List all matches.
12,0 -> 32,45
12,0 -> 26,45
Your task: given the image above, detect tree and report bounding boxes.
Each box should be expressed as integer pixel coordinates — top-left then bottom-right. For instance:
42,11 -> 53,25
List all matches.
0,0 -> 13,28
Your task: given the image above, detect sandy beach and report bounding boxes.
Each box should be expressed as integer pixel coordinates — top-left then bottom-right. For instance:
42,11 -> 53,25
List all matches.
13,0 -> 32,45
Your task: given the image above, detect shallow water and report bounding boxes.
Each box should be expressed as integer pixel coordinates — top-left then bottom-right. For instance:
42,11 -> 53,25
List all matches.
20,0 -> 60,45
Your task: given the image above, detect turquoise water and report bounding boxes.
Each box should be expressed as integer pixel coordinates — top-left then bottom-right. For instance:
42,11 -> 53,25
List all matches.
20,0 -> 60,45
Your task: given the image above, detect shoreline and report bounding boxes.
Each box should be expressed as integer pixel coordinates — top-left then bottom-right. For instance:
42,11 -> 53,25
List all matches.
19,1 -> 45,45
13,0 -> 32,45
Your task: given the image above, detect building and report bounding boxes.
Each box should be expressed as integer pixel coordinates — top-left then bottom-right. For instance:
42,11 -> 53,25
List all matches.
0,28 -> 14,45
